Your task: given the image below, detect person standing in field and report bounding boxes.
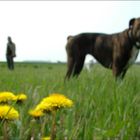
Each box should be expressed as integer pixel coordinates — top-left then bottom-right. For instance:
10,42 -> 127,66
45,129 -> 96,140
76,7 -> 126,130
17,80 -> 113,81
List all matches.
6,36 -> 16,70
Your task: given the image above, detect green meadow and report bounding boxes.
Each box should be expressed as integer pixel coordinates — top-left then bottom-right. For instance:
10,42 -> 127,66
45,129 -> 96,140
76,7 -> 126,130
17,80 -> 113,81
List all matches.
0,62 -> 140,140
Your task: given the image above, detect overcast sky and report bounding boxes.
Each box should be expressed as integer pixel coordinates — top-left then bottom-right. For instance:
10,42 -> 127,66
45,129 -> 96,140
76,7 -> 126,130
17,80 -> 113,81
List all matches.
0,1 -> 140,62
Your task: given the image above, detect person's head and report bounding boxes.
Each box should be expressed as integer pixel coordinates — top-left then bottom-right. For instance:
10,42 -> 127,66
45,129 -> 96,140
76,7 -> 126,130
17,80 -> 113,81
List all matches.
8,36 -> 12,43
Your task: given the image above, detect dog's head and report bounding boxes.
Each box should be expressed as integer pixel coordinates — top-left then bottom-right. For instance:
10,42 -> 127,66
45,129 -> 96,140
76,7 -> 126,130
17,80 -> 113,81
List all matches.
129,17 -> 140,43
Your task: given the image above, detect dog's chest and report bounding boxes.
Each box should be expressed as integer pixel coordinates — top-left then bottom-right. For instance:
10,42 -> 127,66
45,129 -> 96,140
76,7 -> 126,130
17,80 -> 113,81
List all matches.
127,46 -> 139,67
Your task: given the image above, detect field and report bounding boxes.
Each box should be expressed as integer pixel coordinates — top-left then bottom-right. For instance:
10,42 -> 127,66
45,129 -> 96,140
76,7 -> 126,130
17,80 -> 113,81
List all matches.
0,62 -> 140,140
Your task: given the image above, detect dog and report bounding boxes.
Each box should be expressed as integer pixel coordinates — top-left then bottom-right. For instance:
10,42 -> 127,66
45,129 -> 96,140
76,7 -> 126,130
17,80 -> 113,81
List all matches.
65,17 -> 140,80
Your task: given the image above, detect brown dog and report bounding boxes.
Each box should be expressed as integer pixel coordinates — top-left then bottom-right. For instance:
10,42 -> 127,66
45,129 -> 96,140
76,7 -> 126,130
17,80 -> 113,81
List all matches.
65,17 -> 140,80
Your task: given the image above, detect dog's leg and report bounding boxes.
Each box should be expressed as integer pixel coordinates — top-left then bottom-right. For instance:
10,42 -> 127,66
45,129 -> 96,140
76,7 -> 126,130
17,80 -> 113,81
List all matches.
112,62 -> 123,80
113,62 -> 128,81
121,69 -> 127,79
65,56 -> 75,80
73,55 -> 86,77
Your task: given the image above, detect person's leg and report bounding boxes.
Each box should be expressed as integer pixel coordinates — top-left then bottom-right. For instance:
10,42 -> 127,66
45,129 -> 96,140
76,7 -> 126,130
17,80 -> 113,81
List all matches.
6,56 -> 11,70
10,57 -> 14,70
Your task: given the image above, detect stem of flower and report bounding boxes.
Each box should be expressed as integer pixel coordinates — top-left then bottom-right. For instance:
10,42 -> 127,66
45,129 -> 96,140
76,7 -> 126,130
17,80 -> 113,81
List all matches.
2,120 -> 8,140
51,111 -> 56,140
41,116 -> 47,137
30,119 -> 36,140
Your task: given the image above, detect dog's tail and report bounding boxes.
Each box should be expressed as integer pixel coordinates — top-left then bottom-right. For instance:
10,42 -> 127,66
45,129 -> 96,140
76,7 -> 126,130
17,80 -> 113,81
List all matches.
65,35 -> 75,81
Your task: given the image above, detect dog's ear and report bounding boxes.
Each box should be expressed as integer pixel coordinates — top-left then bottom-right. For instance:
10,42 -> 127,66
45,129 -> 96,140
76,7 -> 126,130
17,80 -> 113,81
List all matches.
129,18 -> 136,29
67,36 -> 73,40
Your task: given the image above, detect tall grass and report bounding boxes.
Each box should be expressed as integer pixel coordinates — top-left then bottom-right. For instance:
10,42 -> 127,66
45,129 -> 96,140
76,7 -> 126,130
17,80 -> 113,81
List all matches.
0,62 -> 140,140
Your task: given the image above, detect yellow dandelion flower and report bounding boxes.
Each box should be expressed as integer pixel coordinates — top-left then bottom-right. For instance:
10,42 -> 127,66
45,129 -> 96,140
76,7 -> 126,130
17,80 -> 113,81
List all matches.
50,93 -> 73,107
0,105 -> 19,120
38,93 -> 73,112
0,92 -> 16,103
35,102 -> 52,112
29,109 -> 44,118
13,93 -> 27,102
41,136 -> 51,140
